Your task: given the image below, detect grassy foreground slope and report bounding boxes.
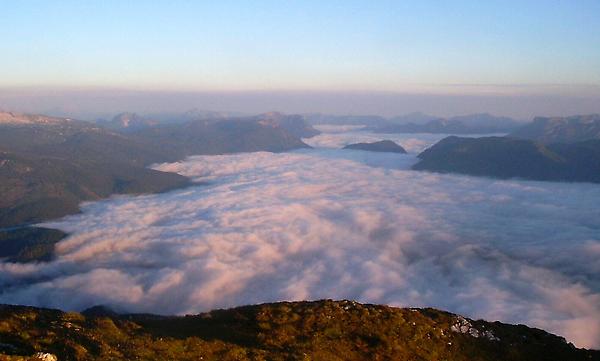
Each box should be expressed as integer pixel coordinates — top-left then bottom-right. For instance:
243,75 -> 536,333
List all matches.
0,300 -> 597,361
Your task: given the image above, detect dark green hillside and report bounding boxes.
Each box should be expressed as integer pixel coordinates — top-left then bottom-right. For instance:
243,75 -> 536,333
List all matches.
413,136 -> 600,183
0,300 -> 596,361
0,122 -> 176,166
0,227 -> 66,262
0,150 -> 189,228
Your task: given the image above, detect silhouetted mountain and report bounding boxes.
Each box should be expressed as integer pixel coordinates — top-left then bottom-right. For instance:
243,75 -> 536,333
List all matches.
0,300 -> 596,360
304,113 -> 389,126
373,113 -> 520,134
125,109 -> 243,125
388,112 -> 441,125
343,140 -> 407,153
131,117 -> 311,156
94,110 -> 239,132
81,305 -> 120,318
510,114 -> 600,143
96,111 -> 320,139
449,113 -> 519,130
97,112 -> 160,132
413,136 -> 600,183
258,112 -> 320,138
375,119 -> 465,133
178,108 -> 244,122
200,112 -> 520,134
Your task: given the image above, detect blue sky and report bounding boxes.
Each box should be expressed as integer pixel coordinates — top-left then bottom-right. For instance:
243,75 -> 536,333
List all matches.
1,0 -> 599,94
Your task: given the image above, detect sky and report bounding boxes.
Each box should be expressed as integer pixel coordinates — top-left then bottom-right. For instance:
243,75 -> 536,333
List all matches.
1,0 -> 599,117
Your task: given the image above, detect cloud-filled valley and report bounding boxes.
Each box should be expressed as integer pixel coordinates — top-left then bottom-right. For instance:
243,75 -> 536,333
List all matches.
0,129 -> 599,348
306,126 -> 455,152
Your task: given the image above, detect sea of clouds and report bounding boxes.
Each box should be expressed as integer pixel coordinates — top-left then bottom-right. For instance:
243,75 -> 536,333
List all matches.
0,128 -> 599,348
307,126 -> 454,152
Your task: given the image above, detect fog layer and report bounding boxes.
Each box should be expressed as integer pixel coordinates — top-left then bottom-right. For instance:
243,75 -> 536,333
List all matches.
0,130 -> 598,348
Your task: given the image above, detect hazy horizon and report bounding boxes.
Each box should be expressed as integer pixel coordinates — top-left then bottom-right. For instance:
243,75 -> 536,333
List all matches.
1,87 -> 600,121
2,1 -> 599,120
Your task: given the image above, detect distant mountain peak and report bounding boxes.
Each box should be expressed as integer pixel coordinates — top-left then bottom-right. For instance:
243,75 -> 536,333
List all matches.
511,114 -> 600,143
110,112 -> 155,127
261,111 -> 286,118
252,112 -> 320,138
0,111 -> 72,125
97,112 -> 159,131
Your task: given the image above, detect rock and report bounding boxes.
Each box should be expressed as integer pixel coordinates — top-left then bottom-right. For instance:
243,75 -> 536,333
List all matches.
33,353 -> 58,361
450,316 -> 500,341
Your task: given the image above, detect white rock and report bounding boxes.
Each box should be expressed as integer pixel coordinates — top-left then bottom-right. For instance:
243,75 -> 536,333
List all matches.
450,316 -> 500,341
33,352 -> 58,361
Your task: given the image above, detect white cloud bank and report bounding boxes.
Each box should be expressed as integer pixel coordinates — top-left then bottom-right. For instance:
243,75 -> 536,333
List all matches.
304,128 -> 504,153
304,129 -> 449,153
0,134 -> 599,348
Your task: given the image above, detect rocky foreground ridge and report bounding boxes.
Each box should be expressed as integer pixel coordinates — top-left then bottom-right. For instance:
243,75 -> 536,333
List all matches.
0,300 -> 597,361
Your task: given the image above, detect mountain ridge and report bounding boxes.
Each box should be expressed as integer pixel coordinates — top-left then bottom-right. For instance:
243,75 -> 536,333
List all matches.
412,136 -> 600,183
305,112 -> 521,134
0,300 -> 596,361
0,111 -> 311,262
509,114 -> 600,143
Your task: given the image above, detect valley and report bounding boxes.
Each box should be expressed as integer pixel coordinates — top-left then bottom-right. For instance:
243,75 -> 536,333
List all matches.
1,112 -> 599,356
